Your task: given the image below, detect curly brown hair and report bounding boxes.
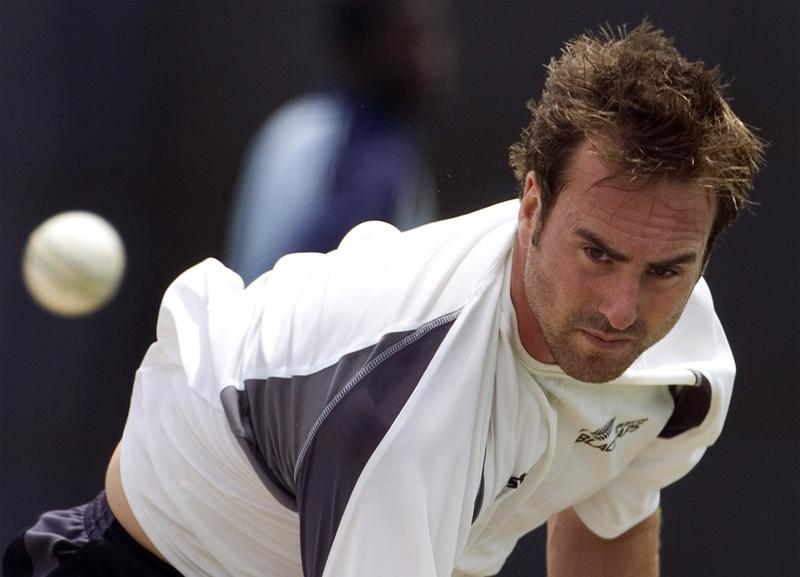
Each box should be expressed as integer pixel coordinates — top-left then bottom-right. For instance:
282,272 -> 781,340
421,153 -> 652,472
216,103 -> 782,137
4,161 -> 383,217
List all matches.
508,20 -> 765,257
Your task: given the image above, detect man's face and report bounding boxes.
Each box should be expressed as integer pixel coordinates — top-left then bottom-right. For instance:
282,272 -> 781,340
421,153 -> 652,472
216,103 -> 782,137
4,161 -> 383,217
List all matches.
511,141 -> 715,383
371,0 -> 456,113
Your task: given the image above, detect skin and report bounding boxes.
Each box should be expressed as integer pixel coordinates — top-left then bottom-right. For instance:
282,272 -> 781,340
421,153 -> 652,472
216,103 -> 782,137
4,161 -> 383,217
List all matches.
511,139 -> 716,575
351,0 -> 456,115
511,140 -> 715,383
106,444 -> 165,560
548,507 -> 661,577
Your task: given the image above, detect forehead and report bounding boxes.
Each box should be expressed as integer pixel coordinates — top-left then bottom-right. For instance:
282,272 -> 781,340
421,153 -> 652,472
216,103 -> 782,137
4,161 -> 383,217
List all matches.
554,142 -> 716,246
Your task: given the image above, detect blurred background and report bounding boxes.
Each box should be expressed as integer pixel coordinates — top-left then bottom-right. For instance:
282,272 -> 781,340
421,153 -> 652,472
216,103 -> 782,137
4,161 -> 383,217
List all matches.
1,1 -> 797,575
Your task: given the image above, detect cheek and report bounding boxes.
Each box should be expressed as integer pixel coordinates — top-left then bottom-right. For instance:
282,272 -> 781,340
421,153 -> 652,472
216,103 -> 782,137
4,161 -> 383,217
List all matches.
557,266 -> 590,308
639,283 -> 695,330
549,250 -> 596,302
529,251 -> 587,313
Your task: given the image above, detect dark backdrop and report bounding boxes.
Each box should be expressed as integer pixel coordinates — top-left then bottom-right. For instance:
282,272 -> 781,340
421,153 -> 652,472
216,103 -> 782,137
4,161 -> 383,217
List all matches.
2,2 -> 798,576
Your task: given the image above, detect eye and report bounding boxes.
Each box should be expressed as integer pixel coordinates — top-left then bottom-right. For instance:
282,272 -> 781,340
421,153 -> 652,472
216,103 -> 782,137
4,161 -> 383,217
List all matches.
583,246 -> 609,263
648,265 -> 678,279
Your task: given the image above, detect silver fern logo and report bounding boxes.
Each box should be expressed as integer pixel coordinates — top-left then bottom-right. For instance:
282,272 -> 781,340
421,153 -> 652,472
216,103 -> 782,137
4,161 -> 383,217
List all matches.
575,417 -> 649,452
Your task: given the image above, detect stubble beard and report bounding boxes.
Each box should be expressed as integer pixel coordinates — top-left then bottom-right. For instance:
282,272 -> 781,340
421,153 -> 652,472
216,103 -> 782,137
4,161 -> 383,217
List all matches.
523,258 -> 676,384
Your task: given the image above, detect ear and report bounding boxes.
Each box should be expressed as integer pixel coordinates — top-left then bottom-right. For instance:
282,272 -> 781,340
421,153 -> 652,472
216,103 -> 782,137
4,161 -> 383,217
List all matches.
518,171 -> 541,248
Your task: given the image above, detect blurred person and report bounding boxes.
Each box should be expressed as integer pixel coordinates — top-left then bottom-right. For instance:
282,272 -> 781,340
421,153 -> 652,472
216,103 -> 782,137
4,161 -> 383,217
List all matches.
4,22 -> 764,577
226,0 -> 456,284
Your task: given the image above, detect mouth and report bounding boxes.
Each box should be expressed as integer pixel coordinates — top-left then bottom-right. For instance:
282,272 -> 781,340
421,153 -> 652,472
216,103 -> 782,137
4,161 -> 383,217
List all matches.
578,329 -> 635,351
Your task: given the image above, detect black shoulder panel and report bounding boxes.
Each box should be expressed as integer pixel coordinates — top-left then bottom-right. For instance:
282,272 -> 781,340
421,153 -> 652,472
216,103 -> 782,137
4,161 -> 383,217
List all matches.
658,373 -> 713,439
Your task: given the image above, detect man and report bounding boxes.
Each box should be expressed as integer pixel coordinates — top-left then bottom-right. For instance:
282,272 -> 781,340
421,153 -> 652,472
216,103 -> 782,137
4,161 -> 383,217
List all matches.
4,21 -> 763,577
226,0 -> 455,283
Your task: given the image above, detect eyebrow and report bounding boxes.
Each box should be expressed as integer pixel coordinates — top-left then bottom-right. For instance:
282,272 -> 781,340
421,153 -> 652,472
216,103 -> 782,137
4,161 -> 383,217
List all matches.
574,227 -> 699,268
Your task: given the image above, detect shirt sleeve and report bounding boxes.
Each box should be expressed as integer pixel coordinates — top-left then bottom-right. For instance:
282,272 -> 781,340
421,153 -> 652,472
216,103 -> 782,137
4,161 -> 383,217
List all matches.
573,278 -> 736,539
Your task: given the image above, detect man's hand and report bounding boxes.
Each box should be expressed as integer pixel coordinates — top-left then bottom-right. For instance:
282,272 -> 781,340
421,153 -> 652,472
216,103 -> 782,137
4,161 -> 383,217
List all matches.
546,507 -> 660,577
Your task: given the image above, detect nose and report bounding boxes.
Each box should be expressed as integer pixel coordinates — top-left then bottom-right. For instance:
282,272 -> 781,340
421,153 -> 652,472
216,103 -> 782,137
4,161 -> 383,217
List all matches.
597,273 -> 640,331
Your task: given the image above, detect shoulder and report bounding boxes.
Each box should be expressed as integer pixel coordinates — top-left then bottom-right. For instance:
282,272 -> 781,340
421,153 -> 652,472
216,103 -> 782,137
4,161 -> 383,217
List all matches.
241,201 -> 519,376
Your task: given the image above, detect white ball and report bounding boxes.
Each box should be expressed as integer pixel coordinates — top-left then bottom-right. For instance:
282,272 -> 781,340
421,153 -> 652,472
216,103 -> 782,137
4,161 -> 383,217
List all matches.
22,211 -> 126,317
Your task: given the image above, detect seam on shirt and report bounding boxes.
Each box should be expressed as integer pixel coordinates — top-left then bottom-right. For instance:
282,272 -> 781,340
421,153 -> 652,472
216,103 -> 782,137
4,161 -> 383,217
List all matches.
293,308 -> 462,481
241,315 -> 466,383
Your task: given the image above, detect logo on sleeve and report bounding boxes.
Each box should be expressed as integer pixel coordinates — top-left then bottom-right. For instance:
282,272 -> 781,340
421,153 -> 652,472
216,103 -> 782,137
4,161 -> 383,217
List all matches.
575,417 -> 648,452
506,473 -> 527,489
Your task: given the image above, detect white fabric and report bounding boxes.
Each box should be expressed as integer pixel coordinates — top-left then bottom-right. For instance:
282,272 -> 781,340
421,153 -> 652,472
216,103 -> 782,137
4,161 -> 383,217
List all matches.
120,200 -> 733,577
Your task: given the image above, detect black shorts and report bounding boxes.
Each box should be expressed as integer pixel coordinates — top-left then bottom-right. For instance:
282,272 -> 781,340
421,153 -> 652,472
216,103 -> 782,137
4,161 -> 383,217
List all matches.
3,491 -> 183,577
